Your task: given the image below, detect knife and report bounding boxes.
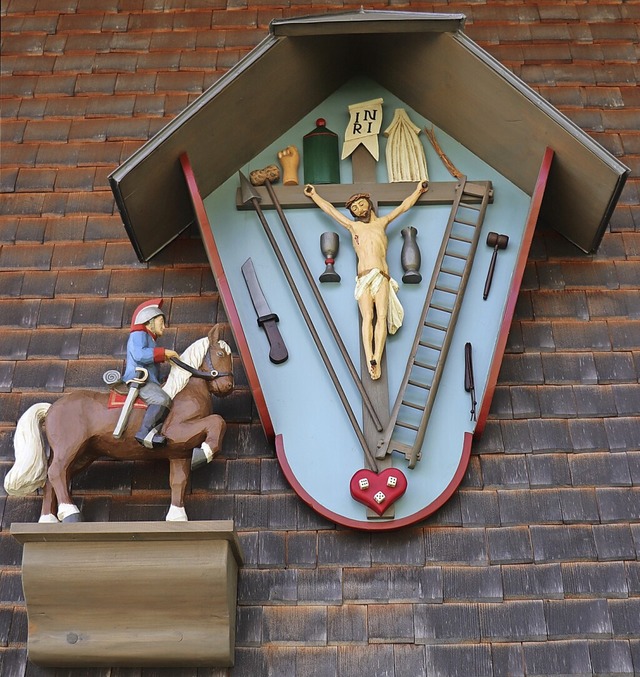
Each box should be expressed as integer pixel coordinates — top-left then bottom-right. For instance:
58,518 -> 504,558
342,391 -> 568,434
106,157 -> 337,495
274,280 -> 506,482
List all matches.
241,258 -> 288,364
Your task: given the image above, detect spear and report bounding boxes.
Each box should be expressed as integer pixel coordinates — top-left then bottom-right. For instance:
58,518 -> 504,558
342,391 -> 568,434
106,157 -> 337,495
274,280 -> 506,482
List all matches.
239,172 -> 379,471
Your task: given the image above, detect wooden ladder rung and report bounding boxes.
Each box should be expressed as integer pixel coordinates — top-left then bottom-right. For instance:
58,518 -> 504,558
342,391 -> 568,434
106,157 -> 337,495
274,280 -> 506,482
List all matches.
413,359 -> 436,371
401,400 -> 425,411
453,217 -> 477,228
424,320 -> 448,331
408,378 -> 431,389
388,440 -> 414,457
396,420 -> 419,432
444,250 -> 469,261
460,198 -> 482,209
435,283 -> 459,294
430,302 -> 453,313
418,338 -> 443,350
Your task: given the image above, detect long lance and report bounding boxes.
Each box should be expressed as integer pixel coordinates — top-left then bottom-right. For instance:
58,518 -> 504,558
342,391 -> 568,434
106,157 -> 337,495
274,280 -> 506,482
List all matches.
261,177 -> 383,433
239,172 -> 379,471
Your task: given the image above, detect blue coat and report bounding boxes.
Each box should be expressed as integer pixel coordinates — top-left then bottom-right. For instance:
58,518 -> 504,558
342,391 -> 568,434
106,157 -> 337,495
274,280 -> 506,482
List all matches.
123,330 -> 164,384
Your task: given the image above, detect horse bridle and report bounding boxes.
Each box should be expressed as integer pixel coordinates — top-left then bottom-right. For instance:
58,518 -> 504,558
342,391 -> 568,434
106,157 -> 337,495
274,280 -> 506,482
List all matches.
170,348 -> 233,381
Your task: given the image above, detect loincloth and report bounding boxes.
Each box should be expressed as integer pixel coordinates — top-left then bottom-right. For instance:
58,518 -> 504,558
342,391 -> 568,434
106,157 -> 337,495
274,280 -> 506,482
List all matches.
354,268 -> 404,335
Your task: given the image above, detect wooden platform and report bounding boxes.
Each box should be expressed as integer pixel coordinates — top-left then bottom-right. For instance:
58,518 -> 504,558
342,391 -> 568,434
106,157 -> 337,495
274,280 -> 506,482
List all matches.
11,521 -> 243,668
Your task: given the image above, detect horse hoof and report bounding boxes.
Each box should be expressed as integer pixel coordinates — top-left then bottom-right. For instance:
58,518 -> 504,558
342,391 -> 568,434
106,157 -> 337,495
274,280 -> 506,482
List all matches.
38,514 -> 59,524
57,503 -> 82,522
62,512 -> 83,523
191,447 -> 209,470
166,505 -> 188,521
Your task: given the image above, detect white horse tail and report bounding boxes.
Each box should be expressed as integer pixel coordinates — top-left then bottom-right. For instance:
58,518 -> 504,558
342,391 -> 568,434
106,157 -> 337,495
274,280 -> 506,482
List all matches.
4,403 -> 51,496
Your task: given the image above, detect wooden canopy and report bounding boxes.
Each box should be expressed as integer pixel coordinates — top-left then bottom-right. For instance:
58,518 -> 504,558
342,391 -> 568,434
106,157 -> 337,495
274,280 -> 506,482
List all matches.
109,10 -> 628,260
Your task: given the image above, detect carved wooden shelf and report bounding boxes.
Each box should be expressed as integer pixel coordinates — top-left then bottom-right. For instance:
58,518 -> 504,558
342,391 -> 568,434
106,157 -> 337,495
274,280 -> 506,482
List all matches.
11,521 -> 243,668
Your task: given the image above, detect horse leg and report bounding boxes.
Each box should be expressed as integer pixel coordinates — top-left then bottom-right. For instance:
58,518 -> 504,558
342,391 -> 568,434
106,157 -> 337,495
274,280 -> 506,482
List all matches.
189,414 -> 227,470
166,457 -> 191,521
39,479 -> 59,523
47,453 -> 82,522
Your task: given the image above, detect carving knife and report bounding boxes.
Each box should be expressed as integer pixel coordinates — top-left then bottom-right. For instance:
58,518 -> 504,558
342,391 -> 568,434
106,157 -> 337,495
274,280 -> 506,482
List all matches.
241,258 -> 288,364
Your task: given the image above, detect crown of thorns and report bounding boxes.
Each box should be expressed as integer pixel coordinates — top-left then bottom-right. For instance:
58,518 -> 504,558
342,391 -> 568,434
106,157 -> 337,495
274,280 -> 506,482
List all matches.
345,193 -> 372,210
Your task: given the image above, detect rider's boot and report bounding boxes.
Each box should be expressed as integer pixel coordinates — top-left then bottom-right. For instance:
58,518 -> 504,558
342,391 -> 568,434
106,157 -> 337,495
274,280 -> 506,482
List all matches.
135,404 -> 170,449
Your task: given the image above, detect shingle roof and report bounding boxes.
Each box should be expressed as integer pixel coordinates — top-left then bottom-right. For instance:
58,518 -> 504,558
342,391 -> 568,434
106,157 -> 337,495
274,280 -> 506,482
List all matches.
1,2 -> 639,675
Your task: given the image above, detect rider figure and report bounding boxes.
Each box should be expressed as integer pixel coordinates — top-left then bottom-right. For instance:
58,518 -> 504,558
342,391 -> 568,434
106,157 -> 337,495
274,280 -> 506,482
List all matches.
123,299 -> 179,448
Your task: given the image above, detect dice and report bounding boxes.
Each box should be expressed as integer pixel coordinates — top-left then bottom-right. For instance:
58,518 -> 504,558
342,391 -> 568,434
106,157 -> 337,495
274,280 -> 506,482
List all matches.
374,491 -> 386,504
358,478 -> 369,490
387,475 -> 398,488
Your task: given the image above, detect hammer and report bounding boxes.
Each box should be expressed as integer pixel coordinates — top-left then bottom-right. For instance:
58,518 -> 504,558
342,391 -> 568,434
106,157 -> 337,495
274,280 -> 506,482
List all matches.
483,232 -> 509,300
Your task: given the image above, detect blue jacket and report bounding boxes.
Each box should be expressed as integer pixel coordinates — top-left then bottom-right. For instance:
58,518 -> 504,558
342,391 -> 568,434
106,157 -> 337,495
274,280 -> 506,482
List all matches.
123,330 -> 165,384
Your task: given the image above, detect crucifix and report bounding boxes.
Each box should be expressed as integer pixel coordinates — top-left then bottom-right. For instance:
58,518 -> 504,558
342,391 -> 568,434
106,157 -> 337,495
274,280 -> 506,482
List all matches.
237,102 -> 490,517
303,179 -> 428,381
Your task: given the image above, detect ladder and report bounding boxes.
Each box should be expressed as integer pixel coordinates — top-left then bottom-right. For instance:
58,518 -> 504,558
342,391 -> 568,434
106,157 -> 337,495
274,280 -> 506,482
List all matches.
376,177 -> 492,468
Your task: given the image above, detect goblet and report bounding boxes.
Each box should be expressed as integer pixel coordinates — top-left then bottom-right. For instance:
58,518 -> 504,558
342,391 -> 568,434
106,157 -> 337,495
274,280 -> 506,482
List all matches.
319,232 -> 340,283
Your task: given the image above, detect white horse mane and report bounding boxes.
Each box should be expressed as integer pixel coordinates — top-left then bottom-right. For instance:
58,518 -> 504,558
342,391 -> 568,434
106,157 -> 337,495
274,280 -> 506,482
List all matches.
161,336 -> 232,400
162,337 -> 209,400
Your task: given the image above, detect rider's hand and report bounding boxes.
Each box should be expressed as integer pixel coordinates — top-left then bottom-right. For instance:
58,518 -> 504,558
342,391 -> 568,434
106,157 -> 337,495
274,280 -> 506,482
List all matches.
165,349 -> 180,362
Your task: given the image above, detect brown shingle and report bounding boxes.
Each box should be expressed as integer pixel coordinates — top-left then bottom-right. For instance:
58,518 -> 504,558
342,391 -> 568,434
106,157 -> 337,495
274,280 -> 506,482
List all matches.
14,167 -> 57,192
12,358 -> 66,391
0,242 -> 53,270
51,242 -> 105,269
54,167 -> 96,191
54,269 -> 111,296
20,270 -> 57,298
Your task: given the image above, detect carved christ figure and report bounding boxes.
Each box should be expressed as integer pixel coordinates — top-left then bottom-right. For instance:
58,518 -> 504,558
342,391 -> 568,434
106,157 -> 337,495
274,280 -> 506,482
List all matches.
304,180 -> 428,380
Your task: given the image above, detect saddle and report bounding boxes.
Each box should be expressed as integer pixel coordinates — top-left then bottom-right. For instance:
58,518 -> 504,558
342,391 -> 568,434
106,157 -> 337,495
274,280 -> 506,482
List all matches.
106,381 -> 148,410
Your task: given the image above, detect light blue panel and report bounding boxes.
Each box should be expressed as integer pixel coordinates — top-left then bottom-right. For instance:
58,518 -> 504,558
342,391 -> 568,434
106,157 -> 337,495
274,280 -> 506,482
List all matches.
204,76 -> 531,525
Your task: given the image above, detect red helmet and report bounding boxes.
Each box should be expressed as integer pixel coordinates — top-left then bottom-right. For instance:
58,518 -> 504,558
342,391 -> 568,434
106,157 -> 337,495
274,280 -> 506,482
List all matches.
130,298 -> 164,331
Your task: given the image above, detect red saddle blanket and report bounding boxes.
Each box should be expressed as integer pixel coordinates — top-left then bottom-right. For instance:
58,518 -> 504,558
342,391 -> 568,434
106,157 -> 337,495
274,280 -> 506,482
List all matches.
107,391 -> 148,410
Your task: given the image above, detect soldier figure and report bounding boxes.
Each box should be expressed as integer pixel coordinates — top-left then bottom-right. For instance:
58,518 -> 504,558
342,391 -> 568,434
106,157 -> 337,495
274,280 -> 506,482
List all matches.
124,299 -> 179,448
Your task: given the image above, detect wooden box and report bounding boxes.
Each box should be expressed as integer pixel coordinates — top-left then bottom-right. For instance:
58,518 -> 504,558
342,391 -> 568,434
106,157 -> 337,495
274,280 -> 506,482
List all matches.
11,521 -> 243,668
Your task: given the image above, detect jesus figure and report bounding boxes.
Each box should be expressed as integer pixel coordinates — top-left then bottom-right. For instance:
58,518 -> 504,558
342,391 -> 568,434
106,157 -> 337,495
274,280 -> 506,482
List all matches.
304,180 -> 428,380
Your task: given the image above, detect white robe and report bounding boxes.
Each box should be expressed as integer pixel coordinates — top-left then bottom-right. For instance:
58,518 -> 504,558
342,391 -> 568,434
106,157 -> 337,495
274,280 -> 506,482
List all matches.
354,268 -> 404,335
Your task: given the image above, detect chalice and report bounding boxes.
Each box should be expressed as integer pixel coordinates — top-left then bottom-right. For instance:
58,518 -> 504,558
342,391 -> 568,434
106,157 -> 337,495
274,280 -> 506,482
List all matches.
319,232 -> 340,283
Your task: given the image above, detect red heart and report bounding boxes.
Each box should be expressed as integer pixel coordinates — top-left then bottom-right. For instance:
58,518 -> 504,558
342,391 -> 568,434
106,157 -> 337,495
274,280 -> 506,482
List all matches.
350,468 -> 408,516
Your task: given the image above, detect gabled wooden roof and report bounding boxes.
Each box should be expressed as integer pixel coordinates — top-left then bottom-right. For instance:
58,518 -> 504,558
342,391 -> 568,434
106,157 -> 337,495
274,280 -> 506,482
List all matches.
110,9 -> 628,260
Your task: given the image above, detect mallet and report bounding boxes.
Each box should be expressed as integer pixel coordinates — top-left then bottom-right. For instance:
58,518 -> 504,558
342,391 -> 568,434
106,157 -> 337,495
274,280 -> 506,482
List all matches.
483,232 -> 509,300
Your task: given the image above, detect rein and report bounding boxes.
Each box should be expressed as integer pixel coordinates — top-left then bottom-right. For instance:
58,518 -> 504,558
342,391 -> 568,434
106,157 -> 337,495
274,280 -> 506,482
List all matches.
170,353 -> 232,381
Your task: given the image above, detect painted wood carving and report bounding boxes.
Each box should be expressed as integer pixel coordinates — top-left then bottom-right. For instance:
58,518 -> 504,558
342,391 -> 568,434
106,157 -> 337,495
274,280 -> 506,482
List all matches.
194,81 -> 549,529
4,305 -> 234,523
384,108 -> 429,183
304,180 -> 428,380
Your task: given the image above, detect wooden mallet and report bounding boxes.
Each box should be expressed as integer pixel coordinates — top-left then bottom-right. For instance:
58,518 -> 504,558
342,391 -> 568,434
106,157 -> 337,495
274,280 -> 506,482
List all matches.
483,232 -> 509,300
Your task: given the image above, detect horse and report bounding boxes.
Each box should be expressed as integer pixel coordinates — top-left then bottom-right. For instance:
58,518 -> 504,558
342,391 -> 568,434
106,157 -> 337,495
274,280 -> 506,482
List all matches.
4,324 -> 234,523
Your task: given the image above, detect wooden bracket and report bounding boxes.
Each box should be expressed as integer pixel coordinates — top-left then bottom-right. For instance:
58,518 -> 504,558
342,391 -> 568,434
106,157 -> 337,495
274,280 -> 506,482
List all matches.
11,521 -> 243,668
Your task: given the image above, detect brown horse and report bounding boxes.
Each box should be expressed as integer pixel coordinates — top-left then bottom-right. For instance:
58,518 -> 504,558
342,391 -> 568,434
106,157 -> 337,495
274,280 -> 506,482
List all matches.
4,324 -> 234,523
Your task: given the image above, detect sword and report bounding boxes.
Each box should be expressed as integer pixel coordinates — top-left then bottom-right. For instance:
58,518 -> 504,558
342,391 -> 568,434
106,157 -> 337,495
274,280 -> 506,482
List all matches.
241,258 -> 289,364
113,367 -> 148,438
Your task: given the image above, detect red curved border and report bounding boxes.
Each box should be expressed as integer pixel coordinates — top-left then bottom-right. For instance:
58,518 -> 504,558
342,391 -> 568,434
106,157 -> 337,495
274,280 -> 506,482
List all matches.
475,147 -> 555,436
276,432 -> 473,531
180,153 -> 275,440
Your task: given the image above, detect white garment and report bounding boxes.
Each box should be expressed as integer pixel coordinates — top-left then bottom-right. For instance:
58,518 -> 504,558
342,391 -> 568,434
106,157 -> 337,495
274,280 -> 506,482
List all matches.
354,268 -> 404,335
